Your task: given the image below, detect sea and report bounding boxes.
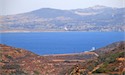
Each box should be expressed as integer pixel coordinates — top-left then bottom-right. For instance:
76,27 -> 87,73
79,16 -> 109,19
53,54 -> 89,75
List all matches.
0,32 -> 124,55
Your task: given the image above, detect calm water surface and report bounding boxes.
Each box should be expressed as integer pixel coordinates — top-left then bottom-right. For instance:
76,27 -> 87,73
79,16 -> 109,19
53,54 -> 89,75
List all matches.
0,32 -> 124,55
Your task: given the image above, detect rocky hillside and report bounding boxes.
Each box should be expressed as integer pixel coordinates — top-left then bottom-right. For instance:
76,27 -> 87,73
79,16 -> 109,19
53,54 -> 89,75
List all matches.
0,41 -> 125,75
1,5 -> 125,32
68,41 -> 125,75
0,44 -> 98,75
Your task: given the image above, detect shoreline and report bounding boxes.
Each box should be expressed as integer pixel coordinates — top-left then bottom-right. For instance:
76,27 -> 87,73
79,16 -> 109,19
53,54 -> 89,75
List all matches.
0,31 -> 124,33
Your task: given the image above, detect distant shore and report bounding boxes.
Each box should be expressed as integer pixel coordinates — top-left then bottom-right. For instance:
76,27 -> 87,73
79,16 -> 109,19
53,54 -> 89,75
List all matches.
0,31 -> 124,33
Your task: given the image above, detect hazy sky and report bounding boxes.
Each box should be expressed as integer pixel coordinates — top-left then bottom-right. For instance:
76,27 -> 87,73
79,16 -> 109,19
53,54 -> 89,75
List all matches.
0,0 -> 125,15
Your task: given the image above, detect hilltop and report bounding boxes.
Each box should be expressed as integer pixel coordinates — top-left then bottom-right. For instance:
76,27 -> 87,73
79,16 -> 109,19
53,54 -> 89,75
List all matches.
1,5 -> 125,32
0,41 -> 125,75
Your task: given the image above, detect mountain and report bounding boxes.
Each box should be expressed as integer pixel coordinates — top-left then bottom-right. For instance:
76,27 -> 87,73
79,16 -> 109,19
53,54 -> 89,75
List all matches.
1,5 -> 125,32
0,41 -> 125,75
28,8 -> 80,18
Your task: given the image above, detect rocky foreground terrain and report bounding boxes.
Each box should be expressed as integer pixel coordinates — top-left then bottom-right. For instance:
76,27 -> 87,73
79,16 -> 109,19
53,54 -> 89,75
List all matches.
0,41 -> 125,75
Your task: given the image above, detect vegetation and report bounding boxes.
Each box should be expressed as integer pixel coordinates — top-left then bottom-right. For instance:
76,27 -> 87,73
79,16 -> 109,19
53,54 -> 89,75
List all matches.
10,70 -> 28,75
0,41 -> 125,75
93,51 -> 125,73
34,70 -> 40,75
5,55 -> 13,59
122,72 -> 125,75
0,50 -> 2,62
105,52 -> 124,63
2,64 -> 20,69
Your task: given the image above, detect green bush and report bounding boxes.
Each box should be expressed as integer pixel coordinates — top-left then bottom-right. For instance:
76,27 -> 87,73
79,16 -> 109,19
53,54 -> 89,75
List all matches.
93,52 -> 124,73
10,70 -> 28,75
34,70 -> 40,75
0,50 -> 2,62
93,67 -> 109,73
5,55 -> 13,59
122,71 -> 125,75
2,64 -> 20,69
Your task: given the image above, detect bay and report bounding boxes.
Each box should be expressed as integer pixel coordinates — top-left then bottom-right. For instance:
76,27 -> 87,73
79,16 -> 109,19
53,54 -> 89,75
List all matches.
0,32 -> 124,55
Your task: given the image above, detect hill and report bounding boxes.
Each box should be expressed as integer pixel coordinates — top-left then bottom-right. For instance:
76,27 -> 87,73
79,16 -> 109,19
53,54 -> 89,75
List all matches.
1,5 -> 125,32
0,41 -> 125,75
0,44 -> 98,75
68,41 -> 125,75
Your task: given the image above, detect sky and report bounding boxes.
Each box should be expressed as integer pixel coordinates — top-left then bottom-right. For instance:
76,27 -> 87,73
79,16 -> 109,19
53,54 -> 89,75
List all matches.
0,0 -> 125,15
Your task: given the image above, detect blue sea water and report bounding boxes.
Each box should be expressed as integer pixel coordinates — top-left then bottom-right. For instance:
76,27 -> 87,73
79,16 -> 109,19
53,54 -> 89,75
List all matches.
0,32 -> 124,55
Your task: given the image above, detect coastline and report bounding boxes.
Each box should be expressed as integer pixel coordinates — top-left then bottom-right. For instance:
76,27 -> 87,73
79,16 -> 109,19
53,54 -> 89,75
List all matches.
0,30 -> 124,33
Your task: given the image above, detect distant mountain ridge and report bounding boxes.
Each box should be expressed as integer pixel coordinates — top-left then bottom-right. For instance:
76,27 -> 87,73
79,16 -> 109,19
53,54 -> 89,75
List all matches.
1,5 -> 125,32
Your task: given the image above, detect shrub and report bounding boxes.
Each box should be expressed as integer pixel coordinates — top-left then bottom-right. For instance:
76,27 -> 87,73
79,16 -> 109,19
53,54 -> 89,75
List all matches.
2,64 -> 20,69
10,70 -> 28,75
5,55 -> 13,59
34,70 -> 39,75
